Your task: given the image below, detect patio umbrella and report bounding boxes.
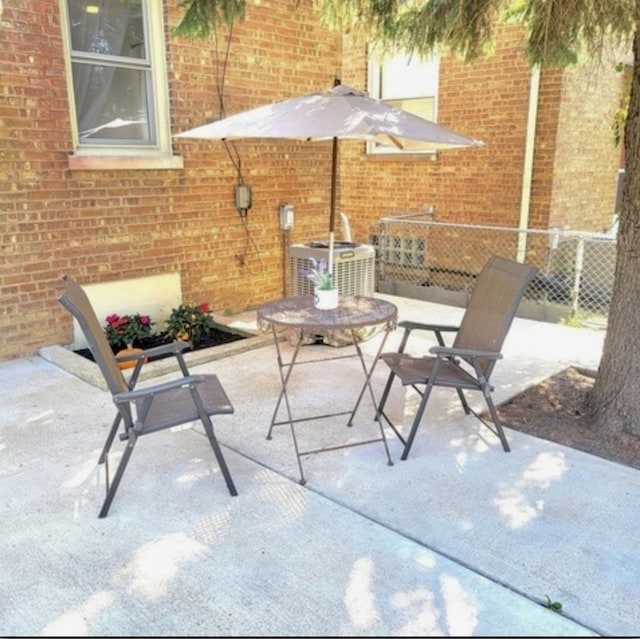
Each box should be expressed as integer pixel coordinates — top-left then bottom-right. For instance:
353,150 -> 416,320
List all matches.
175,84 -> 484,277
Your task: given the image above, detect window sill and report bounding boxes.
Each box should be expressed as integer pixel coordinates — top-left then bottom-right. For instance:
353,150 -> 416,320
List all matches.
67,154 -> 184,171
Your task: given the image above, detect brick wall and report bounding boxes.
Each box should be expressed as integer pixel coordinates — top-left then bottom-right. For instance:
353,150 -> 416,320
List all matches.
340,25 -> 538,240
527,66 -> 563,230
548,60 -> 624,232
340,25 -> 622,243
0,3 -> 625,361
1,1 -> 342,360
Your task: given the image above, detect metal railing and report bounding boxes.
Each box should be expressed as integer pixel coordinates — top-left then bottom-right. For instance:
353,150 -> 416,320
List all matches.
371,216 -> 616,327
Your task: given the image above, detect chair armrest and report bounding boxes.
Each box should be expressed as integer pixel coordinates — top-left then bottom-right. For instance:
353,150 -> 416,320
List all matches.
115,340 -> 190,363
119,340 -> 192,391
113,374 -> 205,403
115,350 -> 145,363
139,340 -> 190,358
399,320 -> 459,333
396,320 -> 460,353
430,345 -> 503,360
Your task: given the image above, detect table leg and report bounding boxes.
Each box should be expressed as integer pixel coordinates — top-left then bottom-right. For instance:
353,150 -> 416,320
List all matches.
264,321 -> 395,484
265,326 -> 307,484
347,327 -> 394,466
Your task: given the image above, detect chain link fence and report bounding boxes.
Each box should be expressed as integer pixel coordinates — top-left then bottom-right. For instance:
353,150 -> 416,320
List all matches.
371,216 -> 616,327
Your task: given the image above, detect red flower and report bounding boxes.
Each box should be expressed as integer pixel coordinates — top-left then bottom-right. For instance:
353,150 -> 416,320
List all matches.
103,312 -> 154,348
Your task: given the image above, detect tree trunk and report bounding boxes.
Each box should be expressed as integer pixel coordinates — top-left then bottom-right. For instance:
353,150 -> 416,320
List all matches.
587,5 -> 640,436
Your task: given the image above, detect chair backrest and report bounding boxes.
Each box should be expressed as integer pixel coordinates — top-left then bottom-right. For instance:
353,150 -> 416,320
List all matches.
453,255 -> 538,376
58,275 -> 129,397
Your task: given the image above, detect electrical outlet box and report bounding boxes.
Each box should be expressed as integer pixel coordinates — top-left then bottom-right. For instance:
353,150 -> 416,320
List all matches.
235,184 -> 252,213
279,203 -> 294,230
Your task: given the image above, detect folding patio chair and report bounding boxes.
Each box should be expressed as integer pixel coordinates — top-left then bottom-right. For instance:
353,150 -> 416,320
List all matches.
375,255 -> 538,460
58,274 -> 238,518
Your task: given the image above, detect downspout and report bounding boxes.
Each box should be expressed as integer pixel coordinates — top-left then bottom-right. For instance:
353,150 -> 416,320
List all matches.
517,64 -> 541,262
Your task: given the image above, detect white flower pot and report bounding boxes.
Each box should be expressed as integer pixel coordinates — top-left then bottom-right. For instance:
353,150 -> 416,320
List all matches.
314,288 -> 339,310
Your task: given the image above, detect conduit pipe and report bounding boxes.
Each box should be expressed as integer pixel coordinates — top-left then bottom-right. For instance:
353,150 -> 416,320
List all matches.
517,64 -> 541,262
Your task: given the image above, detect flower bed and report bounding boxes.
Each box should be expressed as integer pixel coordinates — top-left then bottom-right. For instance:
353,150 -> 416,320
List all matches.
74,328 -> 247,363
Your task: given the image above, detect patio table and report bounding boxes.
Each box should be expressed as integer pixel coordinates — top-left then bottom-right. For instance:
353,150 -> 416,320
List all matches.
257,295 -> 398,485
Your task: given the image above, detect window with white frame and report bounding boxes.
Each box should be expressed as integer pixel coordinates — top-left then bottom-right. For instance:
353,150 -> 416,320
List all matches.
367,50 -> 440,155
60,0 -> 178,167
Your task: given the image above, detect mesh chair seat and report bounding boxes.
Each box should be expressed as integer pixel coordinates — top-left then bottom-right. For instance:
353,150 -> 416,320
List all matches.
126,375 -> 234,435
381,353 -> 483,390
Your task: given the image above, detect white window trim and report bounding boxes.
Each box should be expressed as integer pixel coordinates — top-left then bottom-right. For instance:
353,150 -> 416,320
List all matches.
59,0 -> 182,170
367,50 -> 440,156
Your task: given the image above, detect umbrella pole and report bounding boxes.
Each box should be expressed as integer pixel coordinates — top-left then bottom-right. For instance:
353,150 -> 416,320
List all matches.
328,137 -> 338,281
328,230 -> 335,286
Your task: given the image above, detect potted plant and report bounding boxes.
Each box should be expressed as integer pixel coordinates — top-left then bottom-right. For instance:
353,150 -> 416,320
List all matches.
165,302 -> 218,348
301,257 -> 338,309
104,313 -> 155,369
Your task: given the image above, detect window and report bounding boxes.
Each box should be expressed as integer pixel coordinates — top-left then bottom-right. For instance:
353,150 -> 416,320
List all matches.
60,0 -> 181,169
367,50 -> 440,155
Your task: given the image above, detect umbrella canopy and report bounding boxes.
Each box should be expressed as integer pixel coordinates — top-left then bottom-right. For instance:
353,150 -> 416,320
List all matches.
176,84 -> 484,276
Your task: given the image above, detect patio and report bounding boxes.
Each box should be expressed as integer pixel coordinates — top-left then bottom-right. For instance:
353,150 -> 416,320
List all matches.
1,293 -> 637,636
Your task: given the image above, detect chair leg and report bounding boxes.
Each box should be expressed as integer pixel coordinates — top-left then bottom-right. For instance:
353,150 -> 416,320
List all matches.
455,388 -> 472,415
401,382 -> 435,460
375,370 -> 395,420
483,391 -> 511,452
99,433 -> 138,518
188,385 -> 238,497
375,371 -> 407,445
201,414 -> 238,497
99,413 -> 122,464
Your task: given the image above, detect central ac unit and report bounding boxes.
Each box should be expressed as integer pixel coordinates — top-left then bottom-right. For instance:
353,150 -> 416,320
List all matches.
290,243 -> 376,296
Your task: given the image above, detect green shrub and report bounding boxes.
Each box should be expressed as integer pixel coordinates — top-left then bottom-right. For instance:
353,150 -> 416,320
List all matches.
165,302 -> 217,348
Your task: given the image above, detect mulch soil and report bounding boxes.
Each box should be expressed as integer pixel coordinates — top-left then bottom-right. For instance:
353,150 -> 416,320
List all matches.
74,329 -> 246,363
494,366 -> 640,471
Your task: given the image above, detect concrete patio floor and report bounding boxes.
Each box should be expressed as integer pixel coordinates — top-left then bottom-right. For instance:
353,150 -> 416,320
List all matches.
1,293 -> 637,637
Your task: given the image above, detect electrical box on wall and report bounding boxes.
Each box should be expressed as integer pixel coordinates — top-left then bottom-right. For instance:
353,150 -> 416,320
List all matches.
235,184 -> 252,215
279,203 -> 294,230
